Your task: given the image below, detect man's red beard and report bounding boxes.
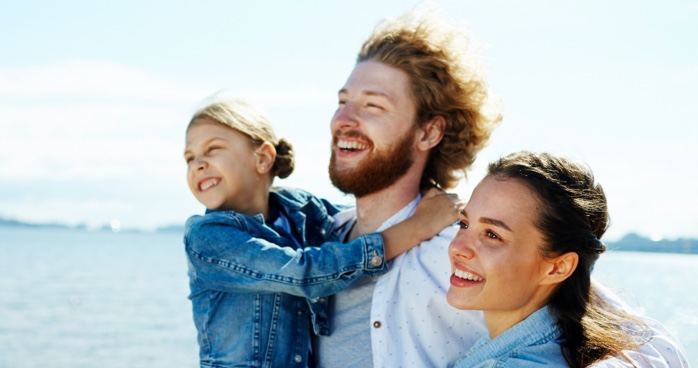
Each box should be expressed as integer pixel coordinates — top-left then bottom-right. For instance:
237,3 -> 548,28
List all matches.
329,128 -> 415,198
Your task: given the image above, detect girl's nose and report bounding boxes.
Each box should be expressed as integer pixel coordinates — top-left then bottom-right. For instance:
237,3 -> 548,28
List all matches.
192,156 -> 207,171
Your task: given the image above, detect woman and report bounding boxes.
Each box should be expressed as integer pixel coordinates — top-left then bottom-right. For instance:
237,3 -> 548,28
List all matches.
447,151 -> 649,367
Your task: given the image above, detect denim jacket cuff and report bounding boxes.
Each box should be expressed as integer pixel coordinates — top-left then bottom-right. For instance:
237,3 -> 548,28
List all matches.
361,232 -> 390,275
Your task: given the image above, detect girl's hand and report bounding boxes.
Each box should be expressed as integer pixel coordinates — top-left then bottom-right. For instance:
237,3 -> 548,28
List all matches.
410,187 -> 462,241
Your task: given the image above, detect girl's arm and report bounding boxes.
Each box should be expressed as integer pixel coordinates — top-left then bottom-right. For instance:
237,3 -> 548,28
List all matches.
185,188 -> 459,298
185,214 -> 387,298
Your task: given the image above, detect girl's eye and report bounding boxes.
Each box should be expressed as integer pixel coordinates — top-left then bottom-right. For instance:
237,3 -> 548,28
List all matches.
207,146 -> 221,153
338,100 -> 346,106
457,220 -> 469,229
366,102 -> 382,109
485,230 -> 499,240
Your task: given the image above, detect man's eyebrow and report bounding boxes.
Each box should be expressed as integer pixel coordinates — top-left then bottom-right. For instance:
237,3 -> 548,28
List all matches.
338,88 -> 391,100
460,209 -> 512,231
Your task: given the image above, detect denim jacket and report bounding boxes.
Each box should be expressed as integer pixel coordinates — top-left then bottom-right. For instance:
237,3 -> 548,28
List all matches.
185,187 -> 388,368
453,306 -> 568,367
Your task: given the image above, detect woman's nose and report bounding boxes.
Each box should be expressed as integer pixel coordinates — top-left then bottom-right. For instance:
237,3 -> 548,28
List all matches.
449,230 -> 475,260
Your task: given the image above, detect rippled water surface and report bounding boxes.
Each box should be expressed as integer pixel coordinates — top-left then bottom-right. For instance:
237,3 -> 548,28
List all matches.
1,227 -> 696,367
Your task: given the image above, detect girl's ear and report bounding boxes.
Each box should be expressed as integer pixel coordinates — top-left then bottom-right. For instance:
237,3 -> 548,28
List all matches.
540,252 -> 579,286
255,142 -> 276,175
416,115 -> 445,152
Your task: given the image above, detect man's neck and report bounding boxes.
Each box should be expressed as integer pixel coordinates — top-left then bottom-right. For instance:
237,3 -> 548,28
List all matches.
348,171 -> 422,241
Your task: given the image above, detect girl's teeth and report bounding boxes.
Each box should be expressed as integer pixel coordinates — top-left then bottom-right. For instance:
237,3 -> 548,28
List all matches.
200,178 -> 219,190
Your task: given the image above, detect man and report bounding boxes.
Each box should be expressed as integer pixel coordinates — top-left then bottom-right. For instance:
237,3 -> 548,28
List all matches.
314,8 -> 688,368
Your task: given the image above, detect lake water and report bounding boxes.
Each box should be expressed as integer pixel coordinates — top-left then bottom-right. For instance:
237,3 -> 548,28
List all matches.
1,227 -> 696,367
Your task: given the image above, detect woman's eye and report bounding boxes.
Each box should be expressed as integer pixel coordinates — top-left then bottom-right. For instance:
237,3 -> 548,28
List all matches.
486,230 -> 499,240
457,220 -> 468,229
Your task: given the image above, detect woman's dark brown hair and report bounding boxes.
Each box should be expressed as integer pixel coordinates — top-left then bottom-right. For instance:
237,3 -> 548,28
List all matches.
488,151 -> 648,367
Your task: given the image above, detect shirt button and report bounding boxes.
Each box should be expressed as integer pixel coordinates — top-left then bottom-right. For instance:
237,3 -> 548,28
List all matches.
320,228 -> 326,236
297,309 -> 303,315
373,321 -> 381,328
294,354 -> 302,363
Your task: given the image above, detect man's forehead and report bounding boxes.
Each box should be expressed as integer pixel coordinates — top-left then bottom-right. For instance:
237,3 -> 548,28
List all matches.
340,61 -> 411,100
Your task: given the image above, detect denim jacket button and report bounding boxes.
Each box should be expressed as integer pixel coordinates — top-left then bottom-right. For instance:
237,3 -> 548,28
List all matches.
320,228 -> 326,236
294,354 -> 302,363
371,254 -> 382,267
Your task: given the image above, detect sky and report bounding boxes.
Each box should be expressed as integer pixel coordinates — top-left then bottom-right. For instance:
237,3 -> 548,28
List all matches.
1,0 -> 696,241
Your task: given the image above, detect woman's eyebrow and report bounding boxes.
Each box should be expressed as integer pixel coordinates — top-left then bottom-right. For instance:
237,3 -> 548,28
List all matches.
461,209 -> 512,231
480,217 -> 512,231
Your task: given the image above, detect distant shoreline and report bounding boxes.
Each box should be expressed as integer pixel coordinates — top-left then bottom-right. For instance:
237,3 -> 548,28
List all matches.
1,218 -> 697,254
0,217 -> 183,234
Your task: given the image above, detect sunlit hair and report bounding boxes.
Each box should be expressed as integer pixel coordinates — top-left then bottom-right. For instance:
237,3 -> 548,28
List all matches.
487,151 -> 648,368
358,6 -> 503,189
188,97 -> 294,179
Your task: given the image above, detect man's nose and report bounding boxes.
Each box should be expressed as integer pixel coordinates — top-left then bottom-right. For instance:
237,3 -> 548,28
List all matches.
331,102 -> 359,131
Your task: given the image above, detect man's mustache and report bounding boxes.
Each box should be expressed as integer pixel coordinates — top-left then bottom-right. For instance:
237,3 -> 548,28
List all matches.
332,130 -> 373,147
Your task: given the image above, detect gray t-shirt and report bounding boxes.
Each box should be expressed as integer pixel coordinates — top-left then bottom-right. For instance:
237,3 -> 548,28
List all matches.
313,216 -> 375,367
313,277 -> 376,367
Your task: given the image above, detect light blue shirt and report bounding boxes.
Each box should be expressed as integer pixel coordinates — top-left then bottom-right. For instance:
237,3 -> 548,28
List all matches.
314,196 -> 486,367
454,306 -> 568,368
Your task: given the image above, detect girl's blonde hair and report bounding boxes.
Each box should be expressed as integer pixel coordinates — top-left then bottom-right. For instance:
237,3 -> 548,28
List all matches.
188,98 -> 294,179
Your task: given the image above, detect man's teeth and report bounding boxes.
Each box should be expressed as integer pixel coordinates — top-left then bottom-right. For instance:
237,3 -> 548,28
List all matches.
200,178 -> 219,191
337,140 -> 368,150
454,269 -> 484,282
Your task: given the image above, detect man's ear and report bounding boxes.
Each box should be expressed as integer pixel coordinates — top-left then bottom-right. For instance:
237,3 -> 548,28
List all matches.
416,116 -> 445,152
540,252 -> 579,286
255,142 -> 276,175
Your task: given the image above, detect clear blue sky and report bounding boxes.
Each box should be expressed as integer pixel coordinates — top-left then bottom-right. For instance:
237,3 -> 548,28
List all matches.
1,0 -> 696,241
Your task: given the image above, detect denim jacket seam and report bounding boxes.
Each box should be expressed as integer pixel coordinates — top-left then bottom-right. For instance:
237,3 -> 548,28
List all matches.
188,247 -> 370,286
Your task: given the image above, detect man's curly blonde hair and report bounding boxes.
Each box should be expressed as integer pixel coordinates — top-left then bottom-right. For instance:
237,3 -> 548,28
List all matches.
358,8 -> 503,189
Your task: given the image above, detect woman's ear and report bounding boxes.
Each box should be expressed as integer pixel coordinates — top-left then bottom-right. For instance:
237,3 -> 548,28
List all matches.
416,116 -> 445,152
255,142 -> 276,175
540,252 -> 579,286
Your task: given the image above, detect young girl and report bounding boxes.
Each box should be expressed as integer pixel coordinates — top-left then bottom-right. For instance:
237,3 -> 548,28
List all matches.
183,98 -> 458,367
446,151 -> 686,367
